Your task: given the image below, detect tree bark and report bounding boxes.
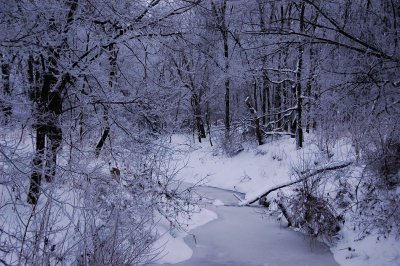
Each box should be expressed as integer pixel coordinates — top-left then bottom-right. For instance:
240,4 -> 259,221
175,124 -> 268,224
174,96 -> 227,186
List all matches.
191,94 -> 206,142
212,0 -> 230,133
27,66 -> 61,203
27,1 -> 78,204
206,101 -> 213,146
1,53 -> 12,122
295,3 -> 305,149
27,125 -> 46,205
245,96 -> 263,145
95,126 -> 110,157
223,29 -> 230,134
95,41 -> 118,157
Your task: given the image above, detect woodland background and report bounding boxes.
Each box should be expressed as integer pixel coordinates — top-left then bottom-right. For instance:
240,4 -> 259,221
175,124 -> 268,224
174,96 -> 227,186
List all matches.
0,0 -> 399,265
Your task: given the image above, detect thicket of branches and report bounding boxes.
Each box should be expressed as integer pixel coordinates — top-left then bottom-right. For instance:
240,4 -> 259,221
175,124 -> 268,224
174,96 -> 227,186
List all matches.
0,1 -> 201,264
1,0 -> 399,263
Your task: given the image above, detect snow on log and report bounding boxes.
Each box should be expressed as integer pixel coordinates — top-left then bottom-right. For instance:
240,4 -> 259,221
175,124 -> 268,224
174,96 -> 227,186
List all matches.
238,162 -> 352,206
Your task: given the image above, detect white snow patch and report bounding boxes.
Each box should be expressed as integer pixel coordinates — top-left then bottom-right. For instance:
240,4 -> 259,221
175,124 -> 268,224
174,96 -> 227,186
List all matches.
153,207 -> 217,264
175,135 -> 297,198
332,228 -> 400,266
212,199 -> 224,206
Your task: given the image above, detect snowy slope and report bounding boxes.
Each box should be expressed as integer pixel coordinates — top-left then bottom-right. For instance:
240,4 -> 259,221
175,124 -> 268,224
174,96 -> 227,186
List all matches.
173,134 -> 299,200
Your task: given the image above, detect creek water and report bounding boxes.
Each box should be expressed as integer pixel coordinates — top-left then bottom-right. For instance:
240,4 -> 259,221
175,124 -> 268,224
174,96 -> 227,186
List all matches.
162,185 -> 339,266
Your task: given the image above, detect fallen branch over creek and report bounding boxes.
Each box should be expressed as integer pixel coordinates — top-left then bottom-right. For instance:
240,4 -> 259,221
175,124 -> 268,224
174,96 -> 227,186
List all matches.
238,162 -> 352,206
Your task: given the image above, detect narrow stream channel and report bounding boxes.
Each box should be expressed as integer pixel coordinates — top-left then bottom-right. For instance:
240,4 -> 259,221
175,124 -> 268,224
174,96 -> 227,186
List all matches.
171,185 -> 339,266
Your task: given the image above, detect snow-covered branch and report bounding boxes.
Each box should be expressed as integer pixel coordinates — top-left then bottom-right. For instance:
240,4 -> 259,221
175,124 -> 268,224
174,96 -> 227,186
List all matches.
239,162 -> 353,206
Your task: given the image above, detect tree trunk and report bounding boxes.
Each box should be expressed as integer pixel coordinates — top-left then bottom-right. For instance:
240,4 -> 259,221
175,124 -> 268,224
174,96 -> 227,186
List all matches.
95,42 -> 118,156
262,80 -> 268,125
306,13 -> 319,133
26,0 -> 77,204
296,3 -> 305,149
27,125 -> 46,205
1,53 -> 12,122
28,71 -> 61,203
211,0 -> 230,134
192,95 -> 206,142
223,31 -> 230,134
245,96 -> 263,145
45,125 -> 62,182
95,126 -> 110,157
305,46 -> 315,134
274,84 -> 282,130
206,102 -> 213,146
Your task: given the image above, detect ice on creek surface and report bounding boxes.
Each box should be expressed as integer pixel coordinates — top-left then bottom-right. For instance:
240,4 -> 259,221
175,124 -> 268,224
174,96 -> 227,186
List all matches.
155,185 -> 338,266
212,199 -> 224,206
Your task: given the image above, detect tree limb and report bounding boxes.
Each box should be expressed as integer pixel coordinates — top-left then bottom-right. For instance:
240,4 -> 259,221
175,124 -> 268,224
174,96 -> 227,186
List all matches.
239,162 -> 352,206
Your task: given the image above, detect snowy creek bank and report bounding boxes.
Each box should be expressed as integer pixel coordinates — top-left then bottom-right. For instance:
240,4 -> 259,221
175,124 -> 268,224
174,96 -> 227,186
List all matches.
156,185 -> 338,266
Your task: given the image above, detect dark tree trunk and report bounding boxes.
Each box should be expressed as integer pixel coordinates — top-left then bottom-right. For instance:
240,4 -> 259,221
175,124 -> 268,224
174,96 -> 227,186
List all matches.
1,54 -> 12,122
26,1 -> 78,204
223,32 -> 230,133
27,72 -> 57,203
211,0 -> 230,134
95,126 -> 110,157
95,42 -> 118,156
295,3 -> 305,149
263,72 -> 271,129
274,84 -> 282,130
42,74 -> 63,182
305,47 -> 315,134
45,125 -> 62,182
262,83 -> 267,125
27,125 -> 46,205
282,82 -> 289,132
257,2 -> 269,127
206,102 -> 213,146
27,69 -> 66,204
306,14 -> 319,134
191,94 -> 206,143
253,79 -> 258,113
245,96 -> 264,145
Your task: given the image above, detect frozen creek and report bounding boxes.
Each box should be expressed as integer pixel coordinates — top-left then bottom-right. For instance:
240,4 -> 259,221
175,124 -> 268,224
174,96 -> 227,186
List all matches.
164,185 -> 339,266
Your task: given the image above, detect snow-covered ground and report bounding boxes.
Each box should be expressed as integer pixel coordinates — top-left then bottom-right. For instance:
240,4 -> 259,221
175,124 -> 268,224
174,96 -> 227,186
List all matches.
2,128 -> 398,265
153,134 -> 400,265
332,228 -> 400,266
173,134 -> 301,201
152,206 -> 218,264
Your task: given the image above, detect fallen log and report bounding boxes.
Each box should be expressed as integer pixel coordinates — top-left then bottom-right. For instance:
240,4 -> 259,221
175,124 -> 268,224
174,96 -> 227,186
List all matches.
238,162 -> 352,206
275,199 -> 292,227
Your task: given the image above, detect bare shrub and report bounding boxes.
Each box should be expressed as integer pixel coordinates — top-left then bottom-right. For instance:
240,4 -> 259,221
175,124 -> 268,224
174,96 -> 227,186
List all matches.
213,127 -> 244,157
353,121 -> 400,237
287,180 -> 341,243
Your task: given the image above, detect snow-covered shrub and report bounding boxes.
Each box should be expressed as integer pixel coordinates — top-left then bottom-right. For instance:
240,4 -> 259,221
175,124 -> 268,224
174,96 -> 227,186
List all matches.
355,150 -> 400,236
353,121 -> 400,237
365,138 -> 400,189
213,128 -> 244,157
77,168 -> 157,265
356,186 -> 400,237
0,128 -> 198,265
283,153 -> 351,243
288,181 -> 341,243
